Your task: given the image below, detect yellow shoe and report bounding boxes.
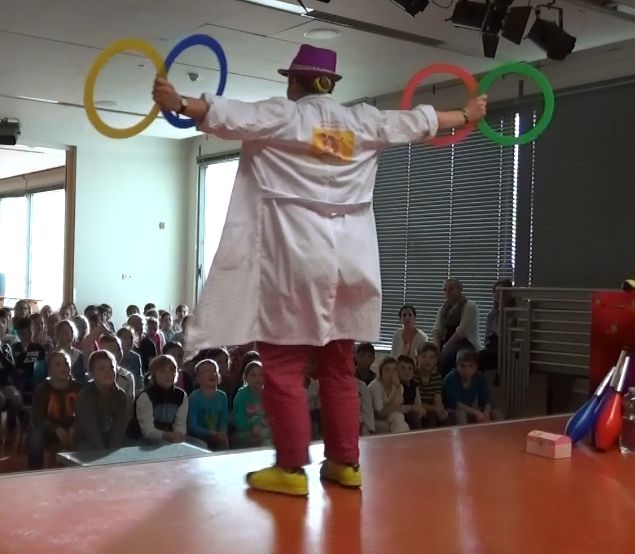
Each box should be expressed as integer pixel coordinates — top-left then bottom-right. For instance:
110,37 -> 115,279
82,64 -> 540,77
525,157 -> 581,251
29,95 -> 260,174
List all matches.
246,466 -> 309,496
320,460 -> 362,488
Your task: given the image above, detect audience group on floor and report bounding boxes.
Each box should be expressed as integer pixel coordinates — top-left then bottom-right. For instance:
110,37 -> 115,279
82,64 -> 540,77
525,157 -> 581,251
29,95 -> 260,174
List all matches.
0,276 -> 510,472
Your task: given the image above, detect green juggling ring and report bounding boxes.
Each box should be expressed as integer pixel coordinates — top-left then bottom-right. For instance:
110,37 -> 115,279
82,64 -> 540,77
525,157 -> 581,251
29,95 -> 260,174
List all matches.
478,63 -> 555,146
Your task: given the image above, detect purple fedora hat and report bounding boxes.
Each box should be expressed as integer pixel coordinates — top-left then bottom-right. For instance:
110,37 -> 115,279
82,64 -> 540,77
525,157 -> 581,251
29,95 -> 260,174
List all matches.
278,44 -> 342,82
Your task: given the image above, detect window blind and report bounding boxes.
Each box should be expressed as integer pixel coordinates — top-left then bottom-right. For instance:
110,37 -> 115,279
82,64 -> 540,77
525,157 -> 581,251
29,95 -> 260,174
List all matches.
374,109 -> 518,347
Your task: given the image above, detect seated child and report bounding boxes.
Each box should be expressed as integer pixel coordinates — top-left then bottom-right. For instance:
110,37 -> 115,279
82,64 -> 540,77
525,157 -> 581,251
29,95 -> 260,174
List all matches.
187,359 -> 228,450
12,317 -> 46,404
74,351 -> 128,450
211,347 -> 240,409
134,355 -> 188,444
159,312 -> 175,343
398,355 -> 426,430
415,343 -> 449,428
368,357 -> 409,434
98,334 -> 136,419
357,378 -> 375,435
72,315 -> 89,348
0,310 -> 24,432
29,350 -> 82,468
55,319 -> 87,384
164,341 -> 192,395
146,317 -> 166,361
0,308 -> 17,345
354,342 -> 376,386
116,326 -> 144,392
127,314 -> 157,374
443,350 -> 503,425
232,360 -> 271,448
100,304 -> 115,333
30,313 -> 55,355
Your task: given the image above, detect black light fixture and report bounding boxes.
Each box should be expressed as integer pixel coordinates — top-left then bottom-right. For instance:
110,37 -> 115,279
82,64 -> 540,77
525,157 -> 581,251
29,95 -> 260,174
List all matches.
451,0 -> 489,30
528,4 -> 576,60
503,5 -> 533,44
391,0 -> 430,16
451,0 -> 533,58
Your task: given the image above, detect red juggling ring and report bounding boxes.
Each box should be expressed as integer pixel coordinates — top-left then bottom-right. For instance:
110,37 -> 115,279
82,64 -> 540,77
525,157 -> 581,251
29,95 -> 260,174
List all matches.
400,63 -> 479,147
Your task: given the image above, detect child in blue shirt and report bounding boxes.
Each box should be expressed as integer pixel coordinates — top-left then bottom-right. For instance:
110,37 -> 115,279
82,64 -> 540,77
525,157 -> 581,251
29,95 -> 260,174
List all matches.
443,350 -> 502,425
187,360 -> 229,450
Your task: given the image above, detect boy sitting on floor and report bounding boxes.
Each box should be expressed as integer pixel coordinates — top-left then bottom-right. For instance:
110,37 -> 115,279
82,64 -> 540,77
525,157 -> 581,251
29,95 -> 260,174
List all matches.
29,350 -> 82,468
187,359 -> 228,450
134,355 -> 188,444
74,350 -> 128,450
443,350 -> 503,425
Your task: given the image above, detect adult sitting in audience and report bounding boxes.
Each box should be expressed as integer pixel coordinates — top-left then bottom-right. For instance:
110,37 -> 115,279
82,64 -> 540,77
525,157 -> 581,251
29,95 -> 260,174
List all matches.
442,350 -> 502,425
432,278 -> 480,376
74,350 -> 128,450
133,355 -> 188,445
391,304 -> 429,360
368,357 -> 409,434
415,343 -> 448,427
354,342 -> 376,385
480,278 -> 513,375
29,350 -> 82,469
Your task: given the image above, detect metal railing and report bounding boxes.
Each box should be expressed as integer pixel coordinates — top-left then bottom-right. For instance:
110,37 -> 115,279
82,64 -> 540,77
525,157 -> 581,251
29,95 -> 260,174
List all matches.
497,287 -> 602,418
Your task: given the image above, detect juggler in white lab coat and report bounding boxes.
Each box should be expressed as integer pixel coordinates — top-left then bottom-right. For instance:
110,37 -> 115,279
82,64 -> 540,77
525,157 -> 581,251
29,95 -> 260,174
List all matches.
186,93 -> 438,351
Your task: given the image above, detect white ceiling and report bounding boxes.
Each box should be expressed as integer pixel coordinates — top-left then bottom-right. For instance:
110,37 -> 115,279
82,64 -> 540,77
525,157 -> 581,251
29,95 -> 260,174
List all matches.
0,0 -> 633,140
0,146 -> 66,179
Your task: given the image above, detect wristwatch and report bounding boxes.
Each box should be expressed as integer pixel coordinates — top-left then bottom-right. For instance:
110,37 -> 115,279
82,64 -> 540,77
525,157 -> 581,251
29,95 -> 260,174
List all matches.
177,96 -> 189,115
461,107 -> 471,124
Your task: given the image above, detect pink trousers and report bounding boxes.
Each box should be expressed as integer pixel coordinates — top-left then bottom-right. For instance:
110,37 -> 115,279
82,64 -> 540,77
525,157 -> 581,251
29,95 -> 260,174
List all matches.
258,340 -> 360,469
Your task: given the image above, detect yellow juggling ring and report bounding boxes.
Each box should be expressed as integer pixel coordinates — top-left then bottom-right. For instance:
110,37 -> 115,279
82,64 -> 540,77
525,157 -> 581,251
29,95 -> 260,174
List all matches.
84,38 -> 167,139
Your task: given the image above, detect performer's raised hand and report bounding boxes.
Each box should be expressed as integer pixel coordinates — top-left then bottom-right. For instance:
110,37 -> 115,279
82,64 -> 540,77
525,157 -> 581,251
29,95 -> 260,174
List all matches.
153,76 -> 181,112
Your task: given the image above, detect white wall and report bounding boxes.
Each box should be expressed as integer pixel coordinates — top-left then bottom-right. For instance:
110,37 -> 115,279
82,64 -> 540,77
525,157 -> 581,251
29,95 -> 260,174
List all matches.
0,98 -> 191,326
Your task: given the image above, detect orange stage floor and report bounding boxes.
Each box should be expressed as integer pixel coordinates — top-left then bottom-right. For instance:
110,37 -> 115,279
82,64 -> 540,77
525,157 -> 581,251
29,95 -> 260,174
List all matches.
1,416 -> 634,554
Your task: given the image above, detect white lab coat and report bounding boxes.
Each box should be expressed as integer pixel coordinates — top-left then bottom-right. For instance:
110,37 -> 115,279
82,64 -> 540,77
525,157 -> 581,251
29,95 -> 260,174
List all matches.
187,94 -> 438,350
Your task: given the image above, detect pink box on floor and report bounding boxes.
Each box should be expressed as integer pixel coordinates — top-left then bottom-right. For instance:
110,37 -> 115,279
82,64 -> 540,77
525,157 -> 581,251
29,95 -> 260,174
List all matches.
526,431 -> 572,459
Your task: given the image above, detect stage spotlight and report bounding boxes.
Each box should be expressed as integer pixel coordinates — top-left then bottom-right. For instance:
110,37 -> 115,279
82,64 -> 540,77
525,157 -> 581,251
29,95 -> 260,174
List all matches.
392,0 -> 430,16
451,0 -> 488,30
451,0 -> 535,58
502,5 -> 532,44
528,6 -> 576,60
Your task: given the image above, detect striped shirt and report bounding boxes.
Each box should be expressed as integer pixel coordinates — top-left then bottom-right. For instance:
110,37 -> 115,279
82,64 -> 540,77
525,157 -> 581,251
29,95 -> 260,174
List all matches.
415,372 -> 442,405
